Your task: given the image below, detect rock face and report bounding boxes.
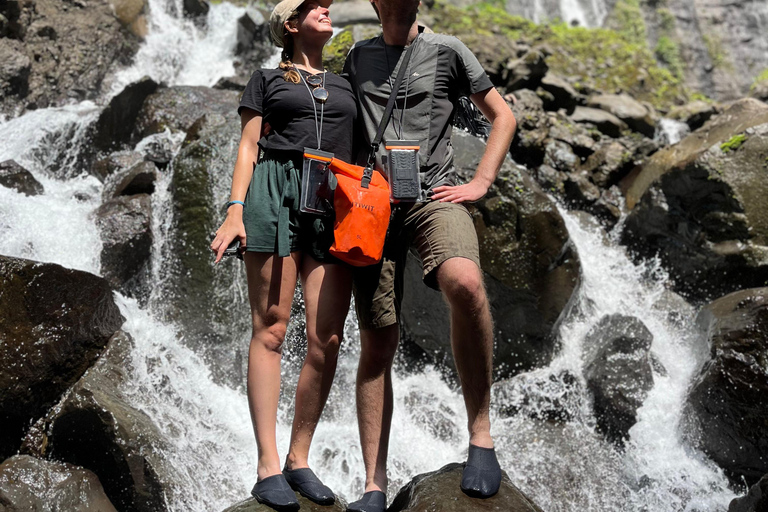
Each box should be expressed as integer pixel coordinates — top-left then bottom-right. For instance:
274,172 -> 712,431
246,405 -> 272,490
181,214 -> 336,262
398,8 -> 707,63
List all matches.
0,256 -> 124,460
0,0 -> 140,114
400,130 -> 581,379
23,331 -> 173,512
93,194 -> 152,297
683,288 -> 768,486
0,455 -> 118,511
621,99 -> 768,300
583,314 -> 655,444
0,159 -> 44,196
222,496 -> 346,512
388,463 -> 543,512
729,473 -> 768,512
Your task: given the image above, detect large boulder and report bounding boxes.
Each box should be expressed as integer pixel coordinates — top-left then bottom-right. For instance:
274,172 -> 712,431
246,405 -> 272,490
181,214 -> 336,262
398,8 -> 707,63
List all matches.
93,194 -> 153,298
0,256 -> 124,460
569,107 -> 627,138
222,496 -> 346,512
90,77 -> 160,154
621,100 -> 768,300
587,94 -> 657,138
0,159 -> 44,196
668,100 -> 721,131
729,473 -> 768,512
108,0 -> 148,38
400,130 -> 581,378
583,314 -> 656,444
388,463 -> 543,512
22,331 -> 174,512
682,288 -> 768,486
102,160 -> 157,199
0,455 -> 118,511
0,0 -> 140,114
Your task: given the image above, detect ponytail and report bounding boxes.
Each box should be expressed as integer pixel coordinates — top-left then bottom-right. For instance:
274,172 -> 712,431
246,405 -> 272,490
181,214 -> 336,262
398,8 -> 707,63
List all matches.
279,10 -> 301,84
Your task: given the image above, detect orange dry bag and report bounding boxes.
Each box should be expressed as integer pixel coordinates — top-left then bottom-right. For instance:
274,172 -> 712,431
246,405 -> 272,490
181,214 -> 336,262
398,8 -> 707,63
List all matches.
328,158 -> 391,267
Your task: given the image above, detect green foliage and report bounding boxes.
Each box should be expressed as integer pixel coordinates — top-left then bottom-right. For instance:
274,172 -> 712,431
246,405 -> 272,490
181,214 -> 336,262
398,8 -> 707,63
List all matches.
751,68 -> 768,91
720,134 -> 747,153
429,1 -> 686,109
655,36 -> 683,79
323,28 -> 355,75
702,33 -> 727,69
609,0 -> 647,46
657,8 -> 675,31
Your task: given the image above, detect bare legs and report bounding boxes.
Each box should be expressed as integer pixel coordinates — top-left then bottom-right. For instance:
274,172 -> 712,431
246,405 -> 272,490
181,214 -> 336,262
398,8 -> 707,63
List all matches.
286,256 -> 353,469
355,257 -> 495,493
244,251 -> 352,480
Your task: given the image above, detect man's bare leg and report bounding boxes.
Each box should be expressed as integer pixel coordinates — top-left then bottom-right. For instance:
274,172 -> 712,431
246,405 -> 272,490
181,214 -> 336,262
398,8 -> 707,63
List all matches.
436,257 -> 500,498
347,324 -> 399,512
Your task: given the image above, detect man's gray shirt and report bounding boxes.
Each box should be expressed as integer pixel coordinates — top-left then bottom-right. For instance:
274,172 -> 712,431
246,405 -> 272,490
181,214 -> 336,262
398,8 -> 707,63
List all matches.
343,31 -> 494,192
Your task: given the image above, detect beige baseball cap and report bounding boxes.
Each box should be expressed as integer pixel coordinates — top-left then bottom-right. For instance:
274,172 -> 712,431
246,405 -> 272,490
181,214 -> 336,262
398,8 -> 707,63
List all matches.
269,0 -> 333,48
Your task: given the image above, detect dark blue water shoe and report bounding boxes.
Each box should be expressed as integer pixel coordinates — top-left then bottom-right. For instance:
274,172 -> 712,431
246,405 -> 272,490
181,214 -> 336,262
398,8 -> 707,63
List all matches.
347,490 -> 386,512
251,474 -> 300,511
282,467 -> 335,505
460,444 -> 501,499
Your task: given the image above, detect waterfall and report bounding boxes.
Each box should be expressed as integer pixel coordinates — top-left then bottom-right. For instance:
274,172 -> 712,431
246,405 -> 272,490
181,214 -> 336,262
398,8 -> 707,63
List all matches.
506,0 -> 609,27
0,0 -> 744,510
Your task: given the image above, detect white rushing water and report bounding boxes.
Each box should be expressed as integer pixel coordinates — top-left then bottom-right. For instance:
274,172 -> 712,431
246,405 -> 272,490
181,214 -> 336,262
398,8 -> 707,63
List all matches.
0,0 -> 743,510
505,0 -> 609,28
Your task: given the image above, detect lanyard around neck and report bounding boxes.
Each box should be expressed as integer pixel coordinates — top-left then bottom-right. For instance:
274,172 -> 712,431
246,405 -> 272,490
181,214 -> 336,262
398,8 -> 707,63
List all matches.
297,68 -> 326,149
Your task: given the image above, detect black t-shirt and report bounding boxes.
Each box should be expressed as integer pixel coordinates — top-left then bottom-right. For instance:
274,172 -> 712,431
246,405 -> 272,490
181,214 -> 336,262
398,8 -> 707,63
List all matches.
238,68 -> 357,162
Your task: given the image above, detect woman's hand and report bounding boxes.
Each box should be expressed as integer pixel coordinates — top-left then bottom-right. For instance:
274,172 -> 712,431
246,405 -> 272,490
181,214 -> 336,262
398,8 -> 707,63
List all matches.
210,207 -> 247,263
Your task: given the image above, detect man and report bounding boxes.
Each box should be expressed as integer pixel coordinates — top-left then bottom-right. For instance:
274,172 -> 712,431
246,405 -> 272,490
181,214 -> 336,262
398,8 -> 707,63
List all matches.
342,0 -> 517,510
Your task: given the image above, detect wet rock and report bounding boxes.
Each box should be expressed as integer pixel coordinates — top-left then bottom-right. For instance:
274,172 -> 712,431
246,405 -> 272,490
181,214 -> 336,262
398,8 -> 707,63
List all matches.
183,0 -> 209,17
0,256 -> 124,460
136,131 -> 181,166
543,138 -> 578,172
133,86 -> 240,140
102,160 -> 157,199
570,106 -> 627,138
621,101 -> 768,300
729,473 -> 768,512
539,73 -> 581,113
109,0 -> 148,38
587,94 -> 657,138
534,164 -> 565,195
223,496 -> 346,512
583,314 -> 655,444
668,100 -> 721,131
400,130 -> 581,379
0,455 -> 117,511
388,463 -> 543,512
328,0 -> 379,26
580,141 -> 632,188
93,194 -> 152,298
91,77 -> 160,153
493,369 -> 585,423
162,107 -> 251,384
0,0 -> 140,114
232,10 -> 273,80
0,159 -> 44,196
22,331 -> 173,512
0,38 -> 30,102
591,185 -> 624,226
563,169 -> 601,207
503,48 -> 548,91
214,75 -> 250,91
509,89 -> 549,168
683,288 -> 768,486
91,150 -> 145,182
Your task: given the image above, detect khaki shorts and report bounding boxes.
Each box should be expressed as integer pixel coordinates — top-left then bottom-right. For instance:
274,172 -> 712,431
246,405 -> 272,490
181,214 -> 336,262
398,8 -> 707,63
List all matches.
352,200 -> 481,330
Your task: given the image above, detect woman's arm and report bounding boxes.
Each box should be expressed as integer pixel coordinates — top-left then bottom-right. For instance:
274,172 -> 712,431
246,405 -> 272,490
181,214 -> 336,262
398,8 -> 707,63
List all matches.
210,108 -> 263,263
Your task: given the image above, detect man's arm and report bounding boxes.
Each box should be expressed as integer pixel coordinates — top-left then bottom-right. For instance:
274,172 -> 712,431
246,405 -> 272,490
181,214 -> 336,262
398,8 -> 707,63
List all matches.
431,87 -> 516,203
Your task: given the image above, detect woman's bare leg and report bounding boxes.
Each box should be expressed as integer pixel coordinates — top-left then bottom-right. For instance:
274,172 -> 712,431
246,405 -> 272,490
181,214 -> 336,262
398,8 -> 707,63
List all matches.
285,256 -> 353,469
244,251 -> 301,481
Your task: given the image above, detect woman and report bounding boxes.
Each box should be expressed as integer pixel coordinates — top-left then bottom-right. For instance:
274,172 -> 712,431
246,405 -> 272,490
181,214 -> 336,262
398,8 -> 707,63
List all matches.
210,0 -> 356,509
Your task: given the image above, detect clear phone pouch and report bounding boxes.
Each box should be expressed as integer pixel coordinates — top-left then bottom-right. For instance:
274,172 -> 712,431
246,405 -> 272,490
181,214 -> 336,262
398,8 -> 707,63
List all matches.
383,140 -> 421,202
301,148 -> 335,215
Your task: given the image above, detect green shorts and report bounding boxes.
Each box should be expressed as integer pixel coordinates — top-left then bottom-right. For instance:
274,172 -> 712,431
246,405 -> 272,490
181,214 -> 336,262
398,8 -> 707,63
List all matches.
242,149 -> 336,262
352,200 -> 481,330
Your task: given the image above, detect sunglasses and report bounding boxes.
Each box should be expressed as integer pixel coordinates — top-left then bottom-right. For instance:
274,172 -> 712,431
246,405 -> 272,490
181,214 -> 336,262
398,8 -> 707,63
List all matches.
305,74 -> 329,103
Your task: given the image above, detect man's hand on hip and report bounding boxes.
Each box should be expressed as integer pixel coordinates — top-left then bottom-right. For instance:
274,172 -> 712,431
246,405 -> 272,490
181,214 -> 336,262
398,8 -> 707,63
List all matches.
431,179 -> 490,203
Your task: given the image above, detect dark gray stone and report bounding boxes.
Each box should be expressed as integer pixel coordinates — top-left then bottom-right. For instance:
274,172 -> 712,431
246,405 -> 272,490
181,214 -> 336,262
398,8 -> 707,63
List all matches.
569,107 -> 627,138
583,314 -> 655,444
729,473 -> 768,512
93,194 -> 152,297
683,288 -> 768,486
388,463 -> 543,512
91,77 -> 159,153
0,455 -> 118,511
102,160 -> 157,199
0,256 -> 124,460
0,159 -> 44,196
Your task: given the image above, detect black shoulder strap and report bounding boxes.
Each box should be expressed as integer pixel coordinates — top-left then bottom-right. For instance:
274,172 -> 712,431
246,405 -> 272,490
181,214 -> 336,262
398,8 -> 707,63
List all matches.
362,37 -> 419,188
